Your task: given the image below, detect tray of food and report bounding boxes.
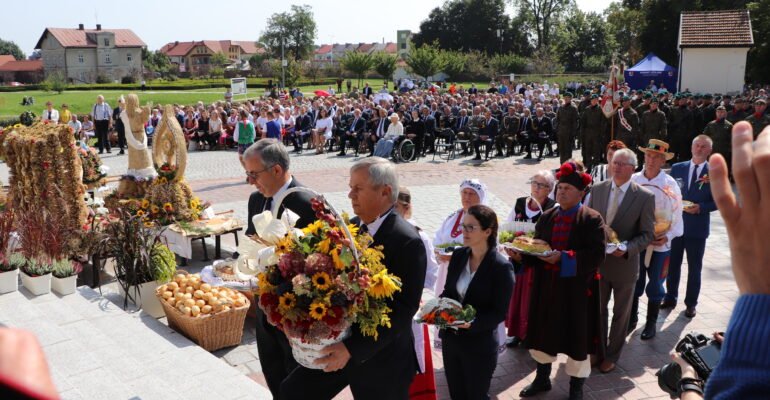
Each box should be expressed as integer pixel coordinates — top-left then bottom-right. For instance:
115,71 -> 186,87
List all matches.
502,236 -> 554,257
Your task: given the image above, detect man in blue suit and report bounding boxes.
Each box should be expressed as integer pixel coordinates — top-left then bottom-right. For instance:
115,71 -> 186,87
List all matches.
661,135 -> 718,318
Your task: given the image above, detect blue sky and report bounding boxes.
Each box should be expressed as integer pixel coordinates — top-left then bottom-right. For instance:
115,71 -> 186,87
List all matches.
0,0 -> 608,55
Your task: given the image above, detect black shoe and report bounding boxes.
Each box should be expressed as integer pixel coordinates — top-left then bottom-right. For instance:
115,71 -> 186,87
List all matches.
98,151 -> 104,154
506,336 -> 522,348
660,299 -> 677,310
641,302 -> 660,340
118,150 -> 125,155
473,156 -> 482,160
569,377 -> 585,400
337,152 -> 346,156
520,363 -> 552,397
106,150 -> 112,154
523,155 -> 532,159
628,296 -> 639,335
495,152 -> 504,157
685,307 -> 697,318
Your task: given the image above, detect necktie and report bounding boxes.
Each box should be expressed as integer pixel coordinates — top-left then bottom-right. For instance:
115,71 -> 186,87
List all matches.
378,119 -> 385,137
263,197 -> 273,213
689,165 -> 699,191
48,111 -> 52,120
606,186 -> 621,226
359,223 -> 368,234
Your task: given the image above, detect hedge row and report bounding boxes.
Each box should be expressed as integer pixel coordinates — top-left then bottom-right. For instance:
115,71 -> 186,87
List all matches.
0,78 -> 337,93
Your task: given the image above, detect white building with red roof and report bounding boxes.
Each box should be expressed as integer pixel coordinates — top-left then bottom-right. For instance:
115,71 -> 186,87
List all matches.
35,24 -> 146,84
159,40 -> 264,74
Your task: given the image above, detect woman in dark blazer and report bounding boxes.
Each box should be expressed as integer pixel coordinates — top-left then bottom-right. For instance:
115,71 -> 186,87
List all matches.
440,205 -> 514,400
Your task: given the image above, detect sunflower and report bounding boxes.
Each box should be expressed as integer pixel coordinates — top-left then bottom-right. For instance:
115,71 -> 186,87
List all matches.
140,199 -> 150,209
190,197 -> 201,209
302,220 -> 324,236
143,221 -> 155,228
347,224 -> 360,237
136,210 -> 146,217
316,238 -> 332,254
331,246 -> 345,270
311,272 -> 332,291
367,270 -> 401,299
309,301 -> 327,320
158,177 -> 168,185
163,202 -> 174,212
151,205 -> 160,214
275,235 -> 294,255
278,293 -> 297,312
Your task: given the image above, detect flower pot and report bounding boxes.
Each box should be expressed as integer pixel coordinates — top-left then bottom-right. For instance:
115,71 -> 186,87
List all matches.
118,280 -> 164,318
52,275 -> 78,296
0,269 -> 19,294
288,328 -> 351,370
21,272 -> 52,296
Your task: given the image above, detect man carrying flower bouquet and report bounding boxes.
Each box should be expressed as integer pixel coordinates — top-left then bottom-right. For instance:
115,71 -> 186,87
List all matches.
243,139 -> 316,399
281,157 -> 427,400
510,161 -> 606,400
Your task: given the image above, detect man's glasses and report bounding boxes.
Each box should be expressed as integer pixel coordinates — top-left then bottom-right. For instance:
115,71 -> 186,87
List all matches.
461,224 -> 480,232
245,166 -> 271,180
528,180 -> 550,190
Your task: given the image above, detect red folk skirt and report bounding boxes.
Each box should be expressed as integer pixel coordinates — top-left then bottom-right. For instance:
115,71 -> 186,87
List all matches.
409,324 -> 437,400
506,265 -> 534,338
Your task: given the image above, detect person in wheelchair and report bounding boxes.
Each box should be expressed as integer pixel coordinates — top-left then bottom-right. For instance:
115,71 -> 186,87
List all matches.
373,113 -> 403,158
406,110 -> 425,157
338,108 -> 366,156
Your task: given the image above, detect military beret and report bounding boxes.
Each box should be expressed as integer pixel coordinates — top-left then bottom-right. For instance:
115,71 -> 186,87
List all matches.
660,89 -> 669,95
564,92 -> 574,97
716,105 -> 726,111
674,94 -> 683,100
584,90 -> 591,96
591,94 -> 599,99
694,93 -> 702,99
724,94 -> 733,99
643,92 -> 652,99
650,97 -> 659,104
685,92 -> 694,98
703,93 -> 713,99
622,95 -> 631,102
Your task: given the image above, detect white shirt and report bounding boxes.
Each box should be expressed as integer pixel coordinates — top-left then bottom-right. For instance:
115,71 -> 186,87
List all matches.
68,120 -> 82,134
631,169 -> 683,252
42,109 -> 59,123
455,260 -> 476,302
362,208 -> 393,237
608,178 -> 633,214
687,161 -> 707,192
385,121 -> 404,139
264,177 -> 294,213
256,116 -> 268,133
92,103 -> 111,121
314,117 -> 333,139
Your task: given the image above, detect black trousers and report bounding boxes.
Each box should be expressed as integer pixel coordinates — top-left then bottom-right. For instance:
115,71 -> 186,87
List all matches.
525,135 -> 552,158
94,120 -> 110,152
441,331 -> 498,400
116,125 -> 126,150
338,132 -> 362,154
255,308 -> 297,399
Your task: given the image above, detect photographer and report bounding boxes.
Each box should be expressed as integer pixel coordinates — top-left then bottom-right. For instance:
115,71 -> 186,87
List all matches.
670,121 -> 770,399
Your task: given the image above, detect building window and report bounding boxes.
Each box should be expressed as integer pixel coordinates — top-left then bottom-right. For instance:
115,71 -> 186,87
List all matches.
103,38 -> 109,46
400,43 -> 406,49
78,53 -> 84,63
127,52 -> 132,62
105,53 -> 111,64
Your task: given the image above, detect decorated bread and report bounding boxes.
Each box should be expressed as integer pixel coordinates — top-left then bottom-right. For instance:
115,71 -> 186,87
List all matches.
512,236 -> 552,253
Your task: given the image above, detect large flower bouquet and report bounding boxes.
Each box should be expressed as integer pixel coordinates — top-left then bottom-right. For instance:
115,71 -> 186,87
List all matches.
253,197 -> 401,345
77,144 -> 107,186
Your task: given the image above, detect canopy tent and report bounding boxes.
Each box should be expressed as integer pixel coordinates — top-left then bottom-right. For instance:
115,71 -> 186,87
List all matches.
624,53 -> 678,91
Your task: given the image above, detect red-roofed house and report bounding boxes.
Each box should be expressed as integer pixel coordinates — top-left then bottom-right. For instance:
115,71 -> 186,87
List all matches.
159,40 -> 264,74
0,60 -> 44,84
0,55 -> 16,67
313,44 -> 334,63
35,24 -> 146,84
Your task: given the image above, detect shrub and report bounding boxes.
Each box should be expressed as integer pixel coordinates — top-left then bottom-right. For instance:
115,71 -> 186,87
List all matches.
121,75 -> 136,84
96,75 -> 111,84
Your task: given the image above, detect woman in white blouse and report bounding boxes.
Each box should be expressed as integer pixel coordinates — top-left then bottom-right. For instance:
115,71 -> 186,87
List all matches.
373,113 -> 403,158
208,111 -> 223,150
311,108 -> 333,154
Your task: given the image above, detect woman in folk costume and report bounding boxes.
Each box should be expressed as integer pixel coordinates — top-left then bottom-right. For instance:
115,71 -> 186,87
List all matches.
394,187 -> 440,400
503,170 -> 557,348
510,162 -> 606,400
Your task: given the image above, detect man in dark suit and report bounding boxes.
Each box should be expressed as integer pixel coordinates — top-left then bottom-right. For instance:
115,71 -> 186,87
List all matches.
243,139 -> 316,399
362,83 -> 373,99
525,107 -> 553,160
337,108 -> 366,156
586,148 -> 655,373
281,157 -> 427,400
421,106 -> 437,154
661,135 -> 718,318
293,105 -> 313,154
473,110 -> 498,160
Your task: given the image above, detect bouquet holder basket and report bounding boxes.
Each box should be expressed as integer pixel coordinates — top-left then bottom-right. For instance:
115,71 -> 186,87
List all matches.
500,197 -> 542,234
155,272 -> 250,351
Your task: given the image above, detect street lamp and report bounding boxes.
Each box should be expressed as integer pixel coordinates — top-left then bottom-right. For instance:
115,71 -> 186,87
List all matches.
281,35 -> 286,89
496,29 -> 504,54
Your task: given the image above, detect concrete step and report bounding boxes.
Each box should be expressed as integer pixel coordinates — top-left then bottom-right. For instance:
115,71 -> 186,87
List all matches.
0,286 -> 270,400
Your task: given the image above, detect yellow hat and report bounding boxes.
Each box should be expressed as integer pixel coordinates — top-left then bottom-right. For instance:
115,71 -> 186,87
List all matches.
638,139 -> 674,161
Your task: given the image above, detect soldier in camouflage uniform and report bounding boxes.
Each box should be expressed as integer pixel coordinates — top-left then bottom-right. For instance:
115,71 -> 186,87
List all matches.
726,98 -> 748,124
579,94 -> 605,171
667,95 -> 694,162
635,92 -> 652,117
689,93 -> 706,137
745,99 -> 770,140
639,98 -> 668,169
611,95 -> 640,150
555,92 -> 579,163
700,93 -> 716,125
577,90 -> 592,149
703,105 -> 733,172
657,91 -> 671,117
497,105 -> 519,156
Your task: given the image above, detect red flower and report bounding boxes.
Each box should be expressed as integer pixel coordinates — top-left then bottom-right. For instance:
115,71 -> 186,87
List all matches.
594,271 -> 602,281
260,293 -> 279,307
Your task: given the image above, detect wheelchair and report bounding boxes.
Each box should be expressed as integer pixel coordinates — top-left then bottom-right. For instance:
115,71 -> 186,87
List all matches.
392,136 -> 416,163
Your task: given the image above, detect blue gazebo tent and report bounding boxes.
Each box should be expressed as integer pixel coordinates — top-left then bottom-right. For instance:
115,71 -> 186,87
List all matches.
624,53 -> 678,91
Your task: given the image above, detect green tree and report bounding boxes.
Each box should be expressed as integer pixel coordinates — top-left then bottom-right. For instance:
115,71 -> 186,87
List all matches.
41,70 -> 68,94
142,49 -> 171,78
509,0 -> 571,49
270,58 -> 302,87
488,53 -> 529,78
372,52 -> 398,83
530,46 -> 565,74
340,51 -> 374,88
747,0 -> 770,82
554,8 -> 615,72
441,51 -> 468,81
260,5 -> 317,61
605,2 -> 646,66
0,38 -> 25,60
406,43 -> 447,81
211,52 -> 229,67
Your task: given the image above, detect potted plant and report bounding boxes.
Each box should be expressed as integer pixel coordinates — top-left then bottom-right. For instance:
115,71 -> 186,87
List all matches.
20,257 -> 53,295
103,208 -> 176,316
0,253 -> 25,294
51,259 -> 82,296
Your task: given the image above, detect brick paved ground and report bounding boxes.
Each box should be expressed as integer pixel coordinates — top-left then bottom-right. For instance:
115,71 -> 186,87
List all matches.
0,147 -> 737,399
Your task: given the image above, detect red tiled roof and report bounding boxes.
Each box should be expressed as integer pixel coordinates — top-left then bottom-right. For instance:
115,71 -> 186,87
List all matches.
315,44 -> 333,54
35,28 -> 145,49
160,42 -> 195,57
0,60 -> 43,72
0,55 -> 15,66
383,43 -> 398,53
679,10 -> 753,48
357,43 -> 375,53
161,40 -> 264,57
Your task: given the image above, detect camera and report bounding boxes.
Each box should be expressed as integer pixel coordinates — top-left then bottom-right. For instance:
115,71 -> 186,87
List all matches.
656,332 -> 722,398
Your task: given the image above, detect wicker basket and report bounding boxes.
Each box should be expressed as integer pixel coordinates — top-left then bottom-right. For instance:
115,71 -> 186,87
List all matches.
156,287 -> 250,352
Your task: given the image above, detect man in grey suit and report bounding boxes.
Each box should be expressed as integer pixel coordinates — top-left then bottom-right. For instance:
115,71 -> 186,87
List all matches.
586,148 -> 655,373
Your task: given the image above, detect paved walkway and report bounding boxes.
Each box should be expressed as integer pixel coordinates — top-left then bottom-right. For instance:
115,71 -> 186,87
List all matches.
0,147 -> 737,399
